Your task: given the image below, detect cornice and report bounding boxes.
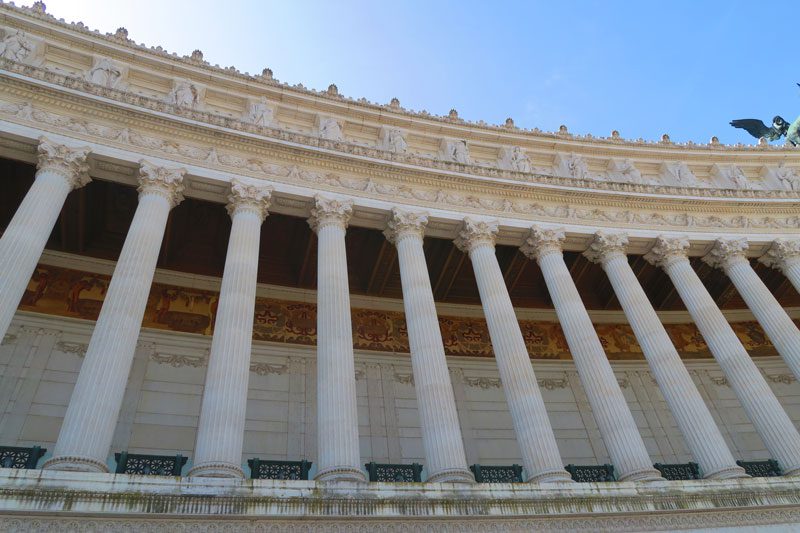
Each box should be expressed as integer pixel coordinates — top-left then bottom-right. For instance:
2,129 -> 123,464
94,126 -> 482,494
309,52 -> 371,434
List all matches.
1,75 -> 799,238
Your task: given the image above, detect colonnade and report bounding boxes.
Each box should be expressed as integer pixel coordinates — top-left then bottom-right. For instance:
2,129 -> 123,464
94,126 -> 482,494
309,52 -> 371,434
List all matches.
2,139 -> 800,480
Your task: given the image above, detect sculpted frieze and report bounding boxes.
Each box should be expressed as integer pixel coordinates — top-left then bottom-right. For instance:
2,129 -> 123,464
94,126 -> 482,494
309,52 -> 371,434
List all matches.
1,97 -> 800,231
86,57 -> 126,89
2,56 -> 800,204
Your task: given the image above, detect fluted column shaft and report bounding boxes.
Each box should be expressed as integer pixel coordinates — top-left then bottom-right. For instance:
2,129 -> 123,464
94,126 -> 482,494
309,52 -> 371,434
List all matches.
647,237 -> 800,475
0,138 -> 90,340
189,180 -> 272,478
586,233 -> 745,479
524,228 -> 661,482
705,239 -> 800,382
309,196 -> 366,482
386,210 -> 473,483
43,161 -> 185,472
455,219 -> 572,483
759,239 -> 800,295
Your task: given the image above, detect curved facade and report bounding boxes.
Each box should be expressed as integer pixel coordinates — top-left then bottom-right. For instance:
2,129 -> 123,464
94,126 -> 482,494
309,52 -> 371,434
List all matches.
2,2 -> 800,530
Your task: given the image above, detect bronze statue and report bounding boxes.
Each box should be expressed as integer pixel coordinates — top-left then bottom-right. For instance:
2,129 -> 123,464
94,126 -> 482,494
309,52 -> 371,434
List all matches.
730,85 -> 800,146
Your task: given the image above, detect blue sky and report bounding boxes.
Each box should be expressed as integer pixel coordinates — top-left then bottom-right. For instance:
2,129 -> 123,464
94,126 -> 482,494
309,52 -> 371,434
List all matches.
44,0 -> 800,144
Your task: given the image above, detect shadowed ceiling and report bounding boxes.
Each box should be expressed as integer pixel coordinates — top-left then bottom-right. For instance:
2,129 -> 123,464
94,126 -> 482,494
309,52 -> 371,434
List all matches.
2,157 -> 798,311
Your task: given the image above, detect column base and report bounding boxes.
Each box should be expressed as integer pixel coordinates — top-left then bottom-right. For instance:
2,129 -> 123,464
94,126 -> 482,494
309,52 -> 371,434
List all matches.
188,461 -> 245,479
781,464 -> 800,477
42,454 -> 109,473
618,467 -> 664,482
704,465 -> 750,480
315,465 -> 367,483
527,468 -> 574,484
426,467 -> 475,483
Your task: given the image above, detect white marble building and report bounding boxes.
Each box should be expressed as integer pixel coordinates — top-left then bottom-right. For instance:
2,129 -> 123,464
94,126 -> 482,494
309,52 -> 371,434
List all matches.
2,2 -> 800,530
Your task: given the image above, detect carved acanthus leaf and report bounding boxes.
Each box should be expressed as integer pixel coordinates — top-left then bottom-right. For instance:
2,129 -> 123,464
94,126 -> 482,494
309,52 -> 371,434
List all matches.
36,137 -> 91,188
307,195 -> 353,233
643,236 -> 690,268
521,226 -> 566,262
137,160 -> 186,207
584,232 -> 629,264
453,218 -> 499,253
384,208 -> 428,244
226,178 -> 272,220
758,239 -> 800,270
701,238 -> 749,270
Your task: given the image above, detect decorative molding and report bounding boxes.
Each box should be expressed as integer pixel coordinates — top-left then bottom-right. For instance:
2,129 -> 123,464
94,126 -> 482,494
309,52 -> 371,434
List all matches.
249,362 -> 288,376
151,351 -> 206,368
54,341 -> 88,357
1,96 -> 799,231
464,376 -> 501,389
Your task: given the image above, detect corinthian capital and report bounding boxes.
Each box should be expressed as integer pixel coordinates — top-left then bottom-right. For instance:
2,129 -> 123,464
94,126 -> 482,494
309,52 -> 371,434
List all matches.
36,137 -> 91,189
643,236 -> 690,268
583,231 -> 629,265
759,239 -> 800,271
137,160 -> 186,207
453,217 -> 499,253
384,208 -> 428,244
226,178 -> 272,221
307,195 -> 353,233
702,238 -> 749,270
520,226 -> 565,262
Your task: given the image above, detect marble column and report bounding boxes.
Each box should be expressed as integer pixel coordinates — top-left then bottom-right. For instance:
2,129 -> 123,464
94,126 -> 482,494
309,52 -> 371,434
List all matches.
645,236 -> 800,475
454,218 -> 572,483
189,179 -> 272,478
703,238 -> 800,382
585,232 -> 746,479
308,196 -> 366,482
0,137 -> 90,340
522,227 -> 662,482
385,209 -> 473,483
43,161 -> 185,472
759,239 -> 800,294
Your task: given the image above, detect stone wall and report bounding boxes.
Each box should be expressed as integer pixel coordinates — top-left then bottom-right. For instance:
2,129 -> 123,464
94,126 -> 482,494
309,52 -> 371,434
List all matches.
2,312 -> 798,478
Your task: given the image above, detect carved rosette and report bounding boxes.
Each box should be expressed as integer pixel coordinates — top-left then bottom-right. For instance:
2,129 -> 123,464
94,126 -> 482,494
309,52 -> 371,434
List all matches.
643,236 -> 690,268
520,226 -> 565,263
225,178 -> 272,221
583,232 -> 629,265
36,137 -> 91,189
384,208 -> 428,244
759,239 -> 800,271
702,238 -> 750,270
307,195 -> 353,233
453,218 -> 499,253
137,160 -> 186,207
